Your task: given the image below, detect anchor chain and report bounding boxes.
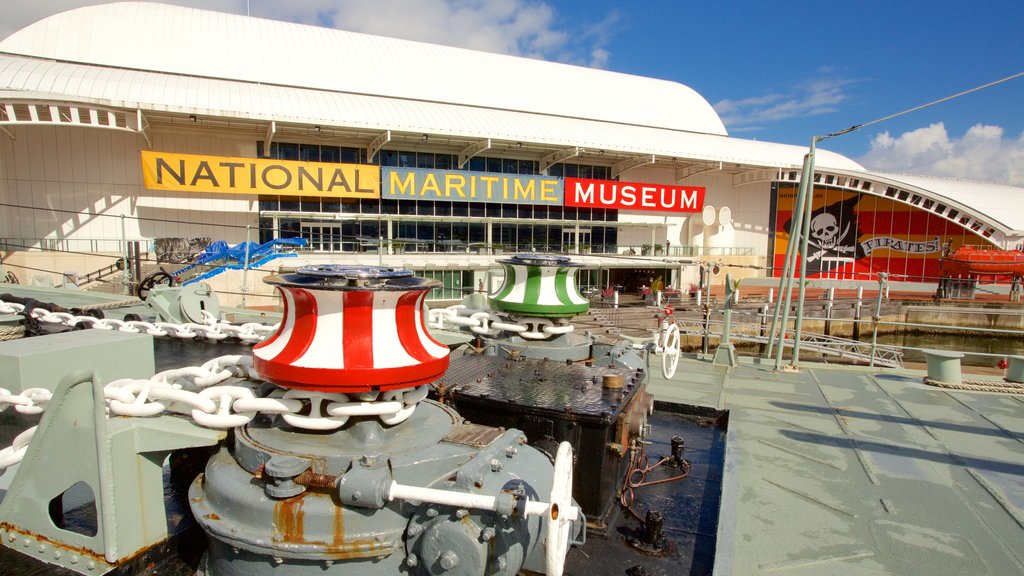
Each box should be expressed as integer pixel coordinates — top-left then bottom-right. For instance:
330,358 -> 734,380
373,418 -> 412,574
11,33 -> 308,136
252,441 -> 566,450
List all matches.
0,354 -> 430,473
0,298 -> 277,343
428,305 -> 575,340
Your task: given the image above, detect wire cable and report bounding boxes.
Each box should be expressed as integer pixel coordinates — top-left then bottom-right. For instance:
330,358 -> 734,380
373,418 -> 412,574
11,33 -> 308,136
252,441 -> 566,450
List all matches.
819,71 -> 1024,141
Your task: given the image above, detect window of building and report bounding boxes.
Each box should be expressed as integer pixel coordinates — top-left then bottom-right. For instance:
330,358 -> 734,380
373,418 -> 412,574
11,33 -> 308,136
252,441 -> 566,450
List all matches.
259,141 -> 626,252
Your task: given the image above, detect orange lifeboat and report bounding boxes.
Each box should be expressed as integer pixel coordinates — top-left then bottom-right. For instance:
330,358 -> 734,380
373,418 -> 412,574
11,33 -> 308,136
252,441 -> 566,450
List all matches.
940,244 -> 1024,278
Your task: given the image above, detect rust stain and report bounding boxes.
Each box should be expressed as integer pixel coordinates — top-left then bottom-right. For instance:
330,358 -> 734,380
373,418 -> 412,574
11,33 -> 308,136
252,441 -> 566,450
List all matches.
267,496 -> 391,560
322,539 -> 390,560
332,504 -> 345,545
0,523 -> 106,564
204,513 -> 220,521
273,495 -> 305,543
322,504 -> 392,560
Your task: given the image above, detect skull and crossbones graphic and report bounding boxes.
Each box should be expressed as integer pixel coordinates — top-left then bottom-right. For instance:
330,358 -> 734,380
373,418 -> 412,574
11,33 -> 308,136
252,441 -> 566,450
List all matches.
783,196 -> 865,271
807,212 -> 858,261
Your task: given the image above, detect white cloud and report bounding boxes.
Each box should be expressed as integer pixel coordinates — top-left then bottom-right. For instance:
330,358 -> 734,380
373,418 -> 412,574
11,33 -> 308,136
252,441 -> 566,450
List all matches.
1,1 -> 610,67
0,1 -> 240,40
859,122 -> 1024,186
314,0 -> 569,58
714,75 -> 854,132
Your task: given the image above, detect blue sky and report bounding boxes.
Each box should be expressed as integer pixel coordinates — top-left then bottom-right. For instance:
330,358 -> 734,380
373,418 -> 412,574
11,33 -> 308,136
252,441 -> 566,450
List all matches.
5,1 -> 1023,184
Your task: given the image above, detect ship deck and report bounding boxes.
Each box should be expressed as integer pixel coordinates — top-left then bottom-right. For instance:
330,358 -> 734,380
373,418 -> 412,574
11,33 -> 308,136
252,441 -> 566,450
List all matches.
646,355 -> 1024,576
2,284 -> 1023,575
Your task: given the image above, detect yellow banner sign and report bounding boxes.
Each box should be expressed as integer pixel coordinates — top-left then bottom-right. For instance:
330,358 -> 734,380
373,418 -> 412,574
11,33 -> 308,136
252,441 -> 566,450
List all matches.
140,151 -> 380,198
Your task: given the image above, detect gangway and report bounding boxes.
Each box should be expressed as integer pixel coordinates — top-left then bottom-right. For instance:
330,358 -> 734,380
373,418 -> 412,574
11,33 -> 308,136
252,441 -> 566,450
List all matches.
135,238 -> 307,298
675,317 -> 904,368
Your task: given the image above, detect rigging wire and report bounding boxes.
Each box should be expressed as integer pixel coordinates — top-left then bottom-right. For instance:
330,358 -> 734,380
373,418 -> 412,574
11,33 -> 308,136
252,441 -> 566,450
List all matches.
819,70 -> 1024,141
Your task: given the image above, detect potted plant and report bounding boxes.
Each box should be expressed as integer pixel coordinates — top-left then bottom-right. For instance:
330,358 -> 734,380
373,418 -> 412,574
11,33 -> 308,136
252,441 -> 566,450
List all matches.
688,282 -> 700,298
654,243 -> 664,255
581,242 -> 591,254
641,244 -> 652,256
391,240 -> 407,254
492,243 -> 505,255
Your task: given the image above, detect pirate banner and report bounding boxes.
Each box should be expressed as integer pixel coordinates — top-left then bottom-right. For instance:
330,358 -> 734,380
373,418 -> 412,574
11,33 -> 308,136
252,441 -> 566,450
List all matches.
770,184 -> 974,281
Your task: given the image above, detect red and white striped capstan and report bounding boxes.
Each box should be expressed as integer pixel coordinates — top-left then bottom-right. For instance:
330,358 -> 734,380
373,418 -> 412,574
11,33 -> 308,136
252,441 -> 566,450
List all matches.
253,265 -> 449,393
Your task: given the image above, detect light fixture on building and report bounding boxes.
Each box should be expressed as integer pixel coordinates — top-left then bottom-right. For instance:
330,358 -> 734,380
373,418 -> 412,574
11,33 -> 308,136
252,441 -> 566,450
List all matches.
189,114 -> 197,122
314,125 -> 321,132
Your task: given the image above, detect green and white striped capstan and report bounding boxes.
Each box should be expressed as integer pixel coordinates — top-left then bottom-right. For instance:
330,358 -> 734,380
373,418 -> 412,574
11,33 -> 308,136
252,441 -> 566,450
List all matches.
489,254 -> 590,318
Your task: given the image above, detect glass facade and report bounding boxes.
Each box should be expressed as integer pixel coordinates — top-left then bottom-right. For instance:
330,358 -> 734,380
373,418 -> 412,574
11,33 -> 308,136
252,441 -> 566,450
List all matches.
416,269 -> 474,300
257,142 -> 619,254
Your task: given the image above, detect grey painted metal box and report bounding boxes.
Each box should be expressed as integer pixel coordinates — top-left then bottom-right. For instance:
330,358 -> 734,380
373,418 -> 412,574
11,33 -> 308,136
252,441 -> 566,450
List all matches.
0,330 -> 155,394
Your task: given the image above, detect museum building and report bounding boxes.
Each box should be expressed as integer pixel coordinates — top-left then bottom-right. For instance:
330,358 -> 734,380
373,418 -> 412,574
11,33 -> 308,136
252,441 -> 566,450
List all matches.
1,2 -> 1022,303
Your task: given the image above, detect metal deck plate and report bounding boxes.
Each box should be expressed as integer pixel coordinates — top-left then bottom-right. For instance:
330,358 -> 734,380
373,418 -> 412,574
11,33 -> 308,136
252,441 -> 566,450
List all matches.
438,355 -> 645,419
648,356 -> 1024,576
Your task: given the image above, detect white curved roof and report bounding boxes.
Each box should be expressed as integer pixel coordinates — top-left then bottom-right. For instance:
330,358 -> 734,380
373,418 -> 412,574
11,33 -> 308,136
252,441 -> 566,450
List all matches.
15,4 -> 1021,236
0,2 -> 727,137
0,53 -> 863,171
870,172 -> 1024,234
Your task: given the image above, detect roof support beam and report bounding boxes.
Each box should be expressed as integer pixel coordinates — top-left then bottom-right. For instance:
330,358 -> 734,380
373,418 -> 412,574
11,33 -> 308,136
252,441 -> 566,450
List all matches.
367,130 -> 391,163
458,138 -> 491,168
136,109 -> 151,148
731,169 -> 777,187
264,121 -> 276,154
675,162 -> 716,183
540,146 -> 581,174
0,100 -> 154,141
611,154 -> 656,179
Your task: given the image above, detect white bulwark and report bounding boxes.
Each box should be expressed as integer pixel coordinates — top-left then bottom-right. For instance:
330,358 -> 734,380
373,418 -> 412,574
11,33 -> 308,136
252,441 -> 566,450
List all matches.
1,2 -> 1022,304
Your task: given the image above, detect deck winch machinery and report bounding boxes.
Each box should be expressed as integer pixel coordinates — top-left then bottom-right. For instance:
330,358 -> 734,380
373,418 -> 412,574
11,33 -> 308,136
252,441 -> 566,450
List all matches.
433,254 -> 645,368
0,264 -> 583,576
428,255 -> 656,528
191,265 -> 582,576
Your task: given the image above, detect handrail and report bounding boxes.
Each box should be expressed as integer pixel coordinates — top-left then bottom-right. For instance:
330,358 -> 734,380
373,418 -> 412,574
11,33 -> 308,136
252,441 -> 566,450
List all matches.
77,260 -> 126,285
675,317 -> 904,368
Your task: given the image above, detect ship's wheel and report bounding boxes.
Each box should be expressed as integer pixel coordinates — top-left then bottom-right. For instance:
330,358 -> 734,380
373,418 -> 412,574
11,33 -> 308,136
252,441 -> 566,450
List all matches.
136,267 -> 175,299
661,323 -> 681,379
545,441 -> 580,576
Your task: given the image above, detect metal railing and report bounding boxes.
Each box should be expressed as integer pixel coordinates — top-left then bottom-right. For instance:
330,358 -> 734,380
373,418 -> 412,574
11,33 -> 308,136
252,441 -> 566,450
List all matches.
674,317 -> 905,368
2,237 -> 156,255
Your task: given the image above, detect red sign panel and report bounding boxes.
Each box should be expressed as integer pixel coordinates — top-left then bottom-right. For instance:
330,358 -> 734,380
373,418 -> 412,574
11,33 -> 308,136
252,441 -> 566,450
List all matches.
564,178 -> 705,213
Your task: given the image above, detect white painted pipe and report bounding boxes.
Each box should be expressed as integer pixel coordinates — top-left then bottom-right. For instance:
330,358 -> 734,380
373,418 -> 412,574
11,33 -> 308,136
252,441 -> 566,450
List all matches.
388,482 -> 557,518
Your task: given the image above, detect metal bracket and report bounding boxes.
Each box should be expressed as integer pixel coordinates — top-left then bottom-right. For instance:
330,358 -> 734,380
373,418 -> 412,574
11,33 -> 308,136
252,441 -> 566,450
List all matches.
540,147 -> 581,174
264,120 -> 276,152
0,370 -> 224,575
367,130 -> 391,163
611,154 -> 656,179
675,162 -> 716,183
458,138 -> 491,168
135,109 -> 151,148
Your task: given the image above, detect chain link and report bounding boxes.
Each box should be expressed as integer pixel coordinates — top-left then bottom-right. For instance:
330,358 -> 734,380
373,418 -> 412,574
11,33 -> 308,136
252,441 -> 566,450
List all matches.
0,354 -> 430,474
0,298 -> 278,343
428,305 -> 575,340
